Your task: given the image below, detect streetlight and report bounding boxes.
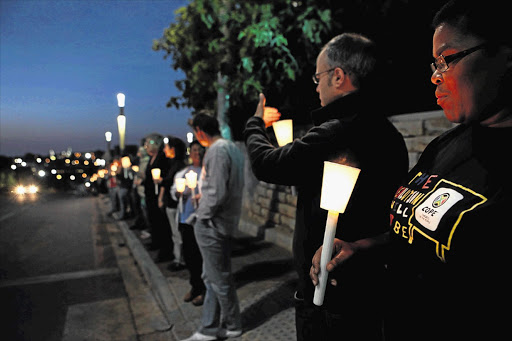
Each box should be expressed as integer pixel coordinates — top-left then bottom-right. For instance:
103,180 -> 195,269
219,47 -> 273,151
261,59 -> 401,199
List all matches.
117,93 -> 126,155
105,131 -> 112,163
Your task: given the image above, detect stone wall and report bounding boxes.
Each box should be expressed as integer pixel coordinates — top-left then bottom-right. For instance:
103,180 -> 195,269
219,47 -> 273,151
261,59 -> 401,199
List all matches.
238,110 -> 456,251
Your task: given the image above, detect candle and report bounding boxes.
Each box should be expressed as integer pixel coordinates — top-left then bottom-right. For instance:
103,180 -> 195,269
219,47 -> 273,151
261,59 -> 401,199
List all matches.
272,119 -> 296,195
121,156 -> 131,178
272,119 -> 293,147
313,161 -> 360,306
185,170 -> 198,208
185,170 -> 197,189
151,168 -> 161,195
175,178 -> 186,193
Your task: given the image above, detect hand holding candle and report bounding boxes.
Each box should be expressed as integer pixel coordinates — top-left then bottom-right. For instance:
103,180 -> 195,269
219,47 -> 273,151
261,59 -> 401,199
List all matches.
185,170 -> 198,208
313,162 -> 360,306
151,168 -> 161,195
121,156 -> 131,178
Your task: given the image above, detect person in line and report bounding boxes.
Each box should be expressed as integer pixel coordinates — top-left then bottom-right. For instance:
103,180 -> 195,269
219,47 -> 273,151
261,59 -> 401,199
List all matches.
130,144 -> 150,232
160,136 -> 187,271
244,33 -> 408,340
181,114 -> 244,341
116,154 -> 134,220
171,140 -> 206,306
310,1 -> 512,340
143,133 -> 173,262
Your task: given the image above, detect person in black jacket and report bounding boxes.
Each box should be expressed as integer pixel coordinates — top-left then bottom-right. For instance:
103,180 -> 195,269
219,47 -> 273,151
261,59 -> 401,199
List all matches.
244,33 -> 409,341
143,133 -> 173,262
312,2 -> 512,340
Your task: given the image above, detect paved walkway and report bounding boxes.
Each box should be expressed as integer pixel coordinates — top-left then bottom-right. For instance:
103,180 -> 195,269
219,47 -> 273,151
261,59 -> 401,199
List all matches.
107,196 -> 298,341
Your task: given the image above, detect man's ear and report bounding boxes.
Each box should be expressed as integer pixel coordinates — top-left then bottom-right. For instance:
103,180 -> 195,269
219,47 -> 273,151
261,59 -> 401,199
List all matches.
333,67 -> 345,88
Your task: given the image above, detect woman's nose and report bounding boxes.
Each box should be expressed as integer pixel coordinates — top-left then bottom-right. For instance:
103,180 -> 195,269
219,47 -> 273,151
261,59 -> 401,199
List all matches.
431,69 -> 443,85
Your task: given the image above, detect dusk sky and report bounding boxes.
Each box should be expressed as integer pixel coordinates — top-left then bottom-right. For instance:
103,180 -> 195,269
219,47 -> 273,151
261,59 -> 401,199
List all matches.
1,0 -> 191,157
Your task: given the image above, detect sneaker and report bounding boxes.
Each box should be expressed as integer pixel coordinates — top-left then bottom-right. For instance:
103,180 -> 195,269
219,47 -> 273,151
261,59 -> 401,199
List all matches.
218,329 -> 242,338
180,331 -> 217,341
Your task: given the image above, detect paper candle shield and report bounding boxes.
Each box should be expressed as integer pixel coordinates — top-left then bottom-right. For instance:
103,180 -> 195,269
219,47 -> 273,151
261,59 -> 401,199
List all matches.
320,162 -> 360,213
176,178 -> 186,193
272,119 -> 293,147
121,156 -> 131,168
185,170 -> 198,189
151,168 -> 161,180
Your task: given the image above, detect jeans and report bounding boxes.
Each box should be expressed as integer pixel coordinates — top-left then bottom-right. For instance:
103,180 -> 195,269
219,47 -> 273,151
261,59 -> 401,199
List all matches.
194,219 -> 241,336
165,207 -> 184,264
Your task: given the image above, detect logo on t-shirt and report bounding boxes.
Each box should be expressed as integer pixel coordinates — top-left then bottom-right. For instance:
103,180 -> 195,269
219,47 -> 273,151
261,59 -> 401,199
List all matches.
390,171 -> 488,262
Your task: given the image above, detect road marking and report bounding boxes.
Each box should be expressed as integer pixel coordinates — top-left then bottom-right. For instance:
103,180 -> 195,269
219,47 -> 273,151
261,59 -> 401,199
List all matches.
0,268 -> 120,288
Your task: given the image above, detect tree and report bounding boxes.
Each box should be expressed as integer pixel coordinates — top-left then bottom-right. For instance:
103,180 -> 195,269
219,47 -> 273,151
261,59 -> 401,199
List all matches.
153,0 -> 333,140
154,0 -> 447,140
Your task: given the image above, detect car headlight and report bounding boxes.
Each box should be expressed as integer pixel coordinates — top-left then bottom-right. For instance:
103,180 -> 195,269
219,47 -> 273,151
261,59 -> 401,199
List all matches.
27,185 -> 38,194
14,185 -> 26,195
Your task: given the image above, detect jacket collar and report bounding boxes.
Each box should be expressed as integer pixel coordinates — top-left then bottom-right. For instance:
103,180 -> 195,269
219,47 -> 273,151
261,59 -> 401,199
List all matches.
310,91 -> 368,126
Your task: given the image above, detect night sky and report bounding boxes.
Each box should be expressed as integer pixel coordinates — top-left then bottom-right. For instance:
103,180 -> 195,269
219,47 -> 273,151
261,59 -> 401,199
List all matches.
1,0 -> 190,157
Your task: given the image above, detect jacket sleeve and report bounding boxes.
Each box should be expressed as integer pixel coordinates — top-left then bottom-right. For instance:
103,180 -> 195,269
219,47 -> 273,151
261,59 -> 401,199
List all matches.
243,116 -> 345,185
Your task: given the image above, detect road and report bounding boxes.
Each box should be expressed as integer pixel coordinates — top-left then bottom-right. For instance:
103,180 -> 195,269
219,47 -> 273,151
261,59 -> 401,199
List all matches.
0,191 -> 135,341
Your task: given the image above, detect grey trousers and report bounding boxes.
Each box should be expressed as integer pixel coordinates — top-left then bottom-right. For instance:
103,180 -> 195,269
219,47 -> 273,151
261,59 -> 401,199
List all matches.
194,219 -> 242,336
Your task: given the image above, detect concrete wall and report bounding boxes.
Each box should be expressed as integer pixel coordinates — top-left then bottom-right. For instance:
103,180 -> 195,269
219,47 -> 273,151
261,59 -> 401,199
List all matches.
238,110 -> 456,251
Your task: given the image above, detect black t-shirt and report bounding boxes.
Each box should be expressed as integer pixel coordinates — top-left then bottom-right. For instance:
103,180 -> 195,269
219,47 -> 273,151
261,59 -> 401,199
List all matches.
387,123 -> 512,340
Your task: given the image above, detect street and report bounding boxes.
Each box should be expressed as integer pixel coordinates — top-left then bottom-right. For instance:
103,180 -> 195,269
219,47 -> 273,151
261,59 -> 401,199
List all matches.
0,192 -> 134,341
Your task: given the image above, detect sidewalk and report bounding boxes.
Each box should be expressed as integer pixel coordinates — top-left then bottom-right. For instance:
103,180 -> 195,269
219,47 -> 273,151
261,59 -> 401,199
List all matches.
108,198 -> 298,340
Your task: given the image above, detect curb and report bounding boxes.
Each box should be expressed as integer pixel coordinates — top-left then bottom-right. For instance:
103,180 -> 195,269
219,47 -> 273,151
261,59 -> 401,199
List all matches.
115,218 -> 179,327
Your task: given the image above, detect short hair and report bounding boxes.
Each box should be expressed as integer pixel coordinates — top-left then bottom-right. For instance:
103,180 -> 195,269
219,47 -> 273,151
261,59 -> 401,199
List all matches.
432,0 -> 512,48
192,113 -> 221,137
145,133 -> 163,149
321,33 -> 377,88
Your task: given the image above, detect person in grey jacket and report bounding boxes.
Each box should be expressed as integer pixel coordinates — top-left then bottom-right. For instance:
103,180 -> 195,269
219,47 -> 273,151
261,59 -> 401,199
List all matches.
181,113 -> 244,341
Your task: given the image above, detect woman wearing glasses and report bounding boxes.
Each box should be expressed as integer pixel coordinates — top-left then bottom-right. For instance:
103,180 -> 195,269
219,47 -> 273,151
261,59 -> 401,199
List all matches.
311,1 -> 512,340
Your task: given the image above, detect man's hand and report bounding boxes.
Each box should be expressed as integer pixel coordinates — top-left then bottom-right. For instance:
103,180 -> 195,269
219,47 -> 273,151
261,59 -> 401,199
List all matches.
310,238 -> 357,287
254,93 -> 281,128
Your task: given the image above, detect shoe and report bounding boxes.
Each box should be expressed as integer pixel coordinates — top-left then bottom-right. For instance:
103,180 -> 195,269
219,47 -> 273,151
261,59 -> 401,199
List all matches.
218,329 -> 242,338
183,291 -> 194,302
180,331 -> 217,341
168,262 -> 186,272
191,294 -> 204,306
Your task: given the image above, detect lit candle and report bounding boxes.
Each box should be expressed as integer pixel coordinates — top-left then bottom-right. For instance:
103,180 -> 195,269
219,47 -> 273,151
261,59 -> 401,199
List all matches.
175,178 -> 186,193
151,168 -> 161,195
313,161 -> 360,306
272,119 -> 296,195
175,177 -> 187,222
185,170 -> 198,208
272,119 -> 293,147
121,156 -> 131,178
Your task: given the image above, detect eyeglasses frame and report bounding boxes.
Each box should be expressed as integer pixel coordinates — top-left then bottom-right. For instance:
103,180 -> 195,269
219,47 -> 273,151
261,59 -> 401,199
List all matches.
430,43 -> 487,73
312,67 -> 340,84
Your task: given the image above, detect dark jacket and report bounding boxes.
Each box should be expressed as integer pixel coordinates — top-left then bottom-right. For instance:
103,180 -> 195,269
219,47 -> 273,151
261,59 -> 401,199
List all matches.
244,91 -> 409,309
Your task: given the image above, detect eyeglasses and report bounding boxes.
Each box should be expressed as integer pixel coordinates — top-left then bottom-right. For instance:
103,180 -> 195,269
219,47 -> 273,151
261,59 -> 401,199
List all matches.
312,68 -> 337,84
430,43 -> 487,73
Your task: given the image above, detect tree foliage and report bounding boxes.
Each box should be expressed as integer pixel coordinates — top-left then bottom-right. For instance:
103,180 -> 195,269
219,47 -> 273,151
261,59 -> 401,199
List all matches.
153,0 -> 448,140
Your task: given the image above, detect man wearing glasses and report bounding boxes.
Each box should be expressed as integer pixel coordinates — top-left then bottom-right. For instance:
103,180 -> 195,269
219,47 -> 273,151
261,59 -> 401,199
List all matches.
244,33 -> 408,340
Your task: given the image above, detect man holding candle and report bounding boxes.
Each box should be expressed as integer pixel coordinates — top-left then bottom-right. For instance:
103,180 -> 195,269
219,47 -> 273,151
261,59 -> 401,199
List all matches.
311,1 -> 512,340
181,114 -> 244,341
143,133 -> 173,263
171,140 -> 206,306
244,33 -> 408,340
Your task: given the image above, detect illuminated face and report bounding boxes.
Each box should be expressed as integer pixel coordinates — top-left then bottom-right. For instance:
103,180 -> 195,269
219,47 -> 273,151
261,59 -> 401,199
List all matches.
315,50 -> 337,107
164,144 -> 176,159
189,143 -> 203,165
431,24 -> 507,124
